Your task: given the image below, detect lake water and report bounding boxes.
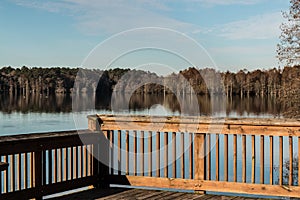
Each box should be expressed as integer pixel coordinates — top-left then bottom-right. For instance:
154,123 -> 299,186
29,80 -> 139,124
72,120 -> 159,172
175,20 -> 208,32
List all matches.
0,93 -> 283,136
0,93 -> 295,197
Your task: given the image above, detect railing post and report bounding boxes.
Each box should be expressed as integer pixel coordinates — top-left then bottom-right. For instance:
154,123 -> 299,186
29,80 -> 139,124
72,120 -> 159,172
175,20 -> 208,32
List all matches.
91,116 -> 109,189
194,133 -> 206,194
88,115 -> 102,131
34,149 -> 43,200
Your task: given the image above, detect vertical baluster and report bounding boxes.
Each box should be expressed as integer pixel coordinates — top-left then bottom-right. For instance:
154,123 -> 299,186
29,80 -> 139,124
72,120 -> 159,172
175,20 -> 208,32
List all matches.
18,153 -> 21,190
207,134 -> 211,180
251,135 -> 255,183
3,155 -> 8,193
87,145 -> 91,176
85,145 -> 88,177
242,135 -> 246,183
80,146 -> 83,178
298,137 -> 300,186
43,151 -> 46,185
189,133 -> 193,179
30,153 -> 34,188
90,144 -> 94,176
118,130 -> 122,176
110,130 -> 114,175
35,150 -> 43,199
79,146 -> 82,178
260,135 -> 265,184
269,136 -> 273,185
24,153 -> 28,189
224,134 -> 228,181
60,148 -> 64,181
65,148 -> 69,181
216,134 -> 219,181
233,134 -> 237,182
101,130 -> 109,178
11,155 -> 15,191
48,150 -> 52,184
58,149 -> 62,182
149,131 -> 152,177
172,132 -> 176,178
75,147 -> 78,179
156,132 -> 160,177
289,136 -> 293,186
141,131 -> 145,176
164,132 -> 168,178
279,136 -> 283,185
70,147 -> 74,180
54,149 -> 57,183
104,130 -> 110,176
181,133 -> 185,179
133,131 -> 137,176
126,131 -> 129,175
73,146 -> 78,179
91,143 -> 96,186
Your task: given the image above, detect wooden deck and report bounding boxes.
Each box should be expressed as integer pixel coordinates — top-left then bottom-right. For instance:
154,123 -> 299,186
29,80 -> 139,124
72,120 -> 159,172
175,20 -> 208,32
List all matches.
48,188 -> 270,200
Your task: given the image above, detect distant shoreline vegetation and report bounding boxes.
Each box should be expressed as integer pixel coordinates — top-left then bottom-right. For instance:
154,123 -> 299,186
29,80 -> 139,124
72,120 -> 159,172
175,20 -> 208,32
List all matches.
0,65 -> 300,117
0,65 -> 299,97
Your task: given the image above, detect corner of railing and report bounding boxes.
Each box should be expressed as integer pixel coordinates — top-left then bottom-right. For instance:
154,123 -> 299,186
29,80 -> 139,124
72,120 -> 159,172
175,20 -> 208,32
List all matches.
87,115 -> 103,131
87,115 -> 109,189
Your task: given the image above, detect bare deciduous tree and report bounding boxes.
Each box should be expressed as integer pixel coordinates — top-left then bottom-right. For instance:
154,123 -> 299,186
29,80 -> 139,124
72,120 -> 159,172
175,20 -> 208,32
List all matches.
277,0 -> 300,66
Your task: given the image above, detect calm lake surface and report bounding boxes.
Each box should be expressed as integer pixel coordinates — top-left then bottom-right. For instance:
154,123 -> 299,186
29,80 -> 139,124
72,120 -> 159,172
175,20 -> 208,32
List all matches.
0,93 -> 295,191
0,93 -> 283,136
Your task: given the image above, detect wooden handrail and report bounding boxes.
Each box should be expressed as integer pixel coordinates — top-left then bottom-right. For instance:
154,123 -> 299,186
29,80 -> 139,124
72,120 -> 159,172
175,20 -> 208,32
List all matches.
88,114 -> 300,136
88,114 -> 300,198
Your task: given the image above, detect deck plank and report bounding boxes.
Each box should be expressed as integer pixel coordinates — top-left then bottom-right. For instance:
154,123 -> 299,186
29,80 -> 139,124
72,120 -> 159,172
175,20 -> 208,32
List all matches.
48,188 -> 272,200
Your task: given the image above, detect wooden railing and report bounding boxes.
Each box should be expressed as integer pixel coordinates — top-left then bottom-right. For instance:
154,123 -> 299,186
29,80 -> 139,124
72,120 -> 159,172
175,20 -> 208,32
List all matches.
0,130 -> 103,200
1,115 -> 300,199
88,115 -> 300,198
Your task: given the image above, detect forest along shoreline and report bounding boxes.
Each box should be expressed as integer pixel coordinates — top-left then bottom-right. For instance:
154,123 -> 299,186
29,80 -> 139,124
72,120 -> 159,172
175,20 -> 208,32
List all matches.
0,66 -> 299,117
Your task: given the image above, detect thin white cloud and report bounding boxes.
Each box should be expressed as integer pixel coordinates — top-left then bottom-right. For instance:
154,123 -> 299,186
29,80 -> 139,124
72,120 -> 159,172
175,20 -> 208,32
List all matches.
11,0 -> 75,13
9,0 -> 281,40
218,12 -> 283,40
10,0 -> 203,35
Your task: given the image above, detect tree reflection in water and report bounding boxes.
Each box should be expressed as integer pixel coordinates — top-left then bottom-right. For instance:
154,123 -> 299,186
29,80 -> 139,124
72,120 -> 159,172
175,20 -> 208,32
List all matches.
0,92 -> 283,117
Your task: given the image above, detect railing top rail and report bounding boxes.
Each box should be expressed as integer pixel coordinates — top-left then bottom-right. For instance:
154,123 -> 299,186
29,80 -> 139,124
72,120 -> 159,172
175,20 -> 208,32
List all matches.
89,114 -> 300,136
0,129 -> 94,142
0,129 -> 98,154
94,114 -> 300,126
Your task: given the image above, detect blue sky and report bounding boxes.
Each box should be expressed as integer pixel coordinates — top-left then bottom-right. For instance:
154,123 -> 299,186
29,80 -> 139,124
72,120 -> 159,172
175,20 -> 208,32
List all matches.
0,0 -> 290,72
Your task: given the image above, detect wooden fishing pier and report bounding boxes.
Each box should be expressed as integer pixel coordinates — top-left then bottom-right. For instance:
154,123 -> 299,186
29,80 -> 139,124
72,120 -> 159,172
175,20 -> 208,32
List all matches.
0,114 -> 300,199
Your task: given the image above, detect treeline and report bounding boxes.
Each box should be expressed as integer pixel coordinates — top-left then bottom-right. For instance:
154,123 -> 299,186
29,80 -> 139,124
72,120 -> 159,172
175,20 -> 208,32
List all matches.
0,66 -> 79,95
1,65 -> 300,98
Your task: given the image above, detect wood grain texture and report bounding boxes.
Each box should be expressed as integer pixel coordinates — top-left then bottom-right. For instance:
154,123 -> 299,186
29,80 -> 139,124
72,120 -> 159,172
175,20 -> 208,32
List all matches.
194,133 -> 205,181
224,134 -> 228,181
242,135 -> 246,183
269,136 -> 273,185
260,135 -> 264,184
106,175 -> 300,198
233,134 -> 237,182
279,136 -> 283,186
93,114 -> 300,136
289,136 -> 293,186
